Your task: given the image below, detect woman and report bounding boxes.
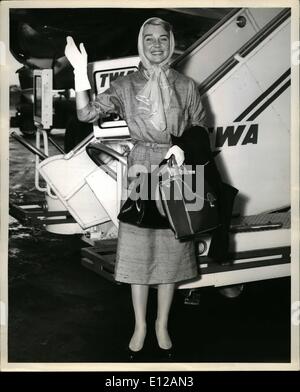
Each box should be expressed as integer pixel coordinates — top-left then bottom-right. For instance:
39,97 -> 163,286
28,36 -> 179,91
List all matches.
65,17 -> 206,357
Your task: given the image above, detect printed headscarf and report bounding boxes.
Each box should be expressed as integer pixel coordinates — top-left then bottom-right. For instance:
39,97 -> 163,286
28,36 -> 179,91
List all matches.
136,18 -> 175,132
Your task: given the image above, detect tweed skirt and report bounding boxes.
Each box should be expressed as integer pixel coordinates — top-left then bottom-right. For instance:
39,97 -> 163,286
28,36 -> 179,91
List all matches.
114,141 -> 198,285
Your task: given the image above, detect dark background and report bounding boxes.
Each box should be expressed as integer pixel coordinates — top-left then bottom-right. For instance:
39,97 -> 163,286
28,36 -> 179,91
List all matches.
10,8 -> 231,62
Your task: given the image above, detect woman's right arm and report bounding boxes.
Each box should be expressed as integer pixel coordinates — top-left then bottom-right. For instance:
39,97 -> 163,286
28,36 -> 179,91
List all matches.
76,84 -> 125,123
65,36 -> 124,123
76,91 -> 90,111
75,90 -> 96,122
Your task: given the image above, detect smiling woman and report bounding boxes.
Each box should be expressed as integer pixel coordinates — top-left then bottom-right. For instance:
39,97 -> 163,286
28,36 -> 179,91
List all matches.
135,18 -> 176,134
143,23 -> 170,64
64,16 -> 206,360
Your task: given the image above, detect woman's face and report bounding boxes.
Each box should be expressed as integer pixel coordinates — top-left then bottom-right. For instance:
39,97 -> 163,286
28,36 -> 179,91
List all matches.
143,24 -> 170,64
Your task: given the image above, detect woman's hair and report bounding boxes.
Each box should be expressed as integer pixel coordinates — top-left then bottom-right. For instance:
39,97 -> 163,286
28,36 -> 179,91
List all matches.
143,17 -> 173,33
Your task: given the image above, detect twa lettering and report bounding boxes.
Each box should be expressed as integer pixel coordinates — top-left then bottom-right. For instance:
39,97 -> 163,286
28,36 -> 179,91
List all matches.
209,123 -> 258,147
99,70 -> 135,87
96,68 -> 136,93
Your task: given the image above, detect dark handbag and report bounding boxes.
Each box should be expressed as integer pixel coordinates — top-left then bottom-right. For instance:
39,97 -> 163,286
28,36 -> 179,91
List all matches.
117,169 -> 170,229
157,156 -> 220,240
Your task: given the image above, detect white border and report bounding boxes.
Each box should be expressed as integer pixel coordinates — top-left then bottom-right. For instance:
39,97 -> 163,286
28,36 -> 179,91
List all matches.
0,0 -> 299,371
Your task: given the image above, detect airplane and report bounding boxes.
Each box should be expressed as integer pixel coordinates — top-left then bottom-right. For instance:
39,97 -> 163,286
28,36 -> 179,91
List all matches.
9,7 -> 230,136
9,7 -> 292,301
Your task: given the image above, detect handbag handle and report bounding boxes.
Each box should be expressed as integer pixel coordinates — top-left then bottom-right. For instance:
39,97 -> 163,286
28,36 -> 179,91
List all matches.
167,154 -> 177,169
158,154 -> 176,169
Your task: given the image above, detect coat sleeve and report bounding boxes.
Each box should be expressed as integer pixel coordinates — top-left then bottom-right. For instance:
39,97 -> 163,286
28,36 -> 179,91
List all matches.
77,82 -> 125,123
187,79 -> 206,127
171,125 -> 213,165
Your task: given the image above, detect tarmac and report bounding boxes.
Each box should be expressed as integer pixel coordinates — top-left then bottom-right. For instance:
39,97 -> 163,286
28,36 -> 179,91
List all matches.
7,130 -> 291,364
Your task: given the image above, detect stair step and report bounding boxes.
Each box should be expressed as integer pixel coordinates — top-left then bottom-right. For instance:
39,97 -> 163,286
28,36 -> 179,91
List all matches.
81,257 -> 116,282
230,211 -> 290,232
81,247 -> 116,272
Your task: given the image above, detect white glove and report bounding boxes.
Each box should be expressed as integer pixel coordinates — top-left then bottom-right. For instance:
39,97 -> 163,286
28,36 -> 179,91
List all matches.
165,145 -> 185,166
65,36 -> 91,92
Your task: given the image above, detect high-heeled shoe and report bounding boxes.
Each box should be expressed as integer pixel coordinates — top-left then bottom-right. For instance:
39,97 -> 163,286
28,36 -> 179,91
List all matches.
125,346 -> 143,361
158,346 -> 174,361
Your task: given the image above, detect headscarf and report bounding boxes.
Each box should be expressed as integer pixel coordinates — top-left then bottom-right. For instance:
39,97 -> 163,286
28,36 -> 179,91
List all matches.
136,18 -> 175,132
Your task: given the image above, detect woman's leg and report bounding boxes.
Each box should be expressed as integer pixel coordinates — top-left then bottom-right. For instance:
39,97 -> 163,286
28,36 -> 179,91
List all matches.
155,283 -> 175,349
129,284 -> 149,352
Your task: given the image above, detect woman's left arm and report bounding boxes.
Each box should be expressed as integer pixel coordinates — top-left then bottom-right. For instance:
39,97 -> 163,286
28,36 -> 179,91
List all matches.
169,80 -> 208,164
187,79 -> 206,127
166,80 -> 205,166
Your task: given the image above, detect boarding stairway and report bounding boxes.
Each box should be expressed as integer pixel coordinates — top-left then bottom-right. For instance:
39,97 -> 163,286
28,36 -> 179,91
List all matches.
10,8 -> 291,289
80,8 -> 292,287
81,210 -> 290,285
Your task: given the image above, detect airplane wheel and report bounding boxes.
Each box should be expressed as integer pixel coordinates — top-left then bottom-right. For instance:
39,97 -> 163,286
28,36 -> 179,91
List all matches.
218,284 -> 244,298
